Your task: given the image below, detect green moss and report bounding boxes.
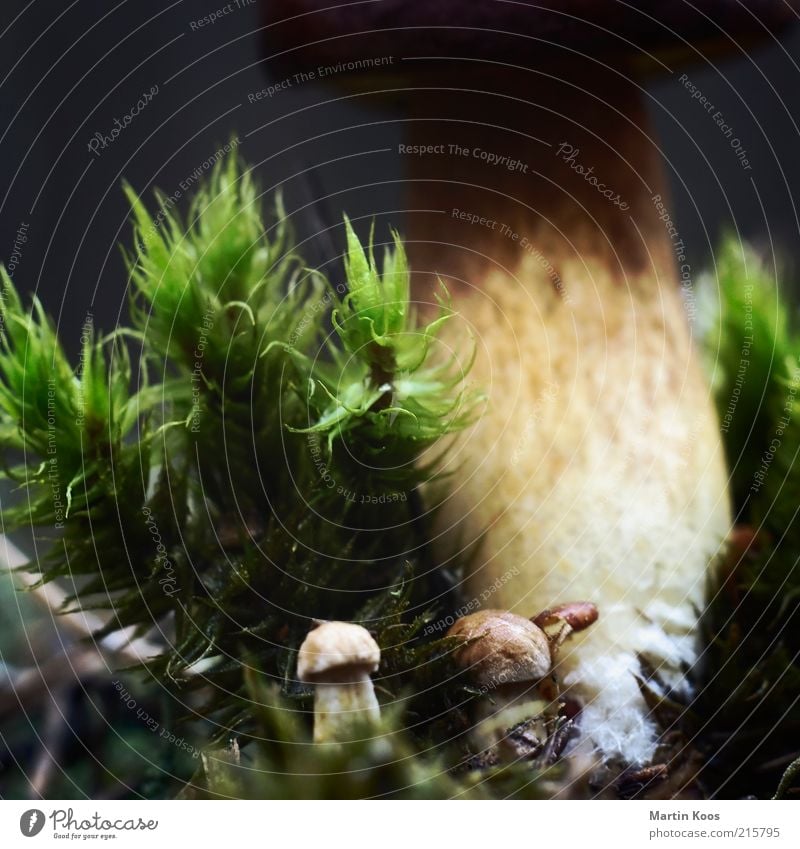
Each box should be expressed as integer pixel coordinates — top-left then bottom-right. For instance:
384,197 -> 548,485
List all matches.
693,237 -> 800,798
1,155 -> 506,797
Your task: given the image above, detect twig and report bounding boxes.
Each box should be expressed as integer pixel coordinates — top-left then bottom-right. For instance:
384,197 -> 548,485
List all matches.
0,534 -> 180,721
756,750 -> 800,773
28,686 -> 71,799
1,534 -> 163,665
0,646 -> 104,722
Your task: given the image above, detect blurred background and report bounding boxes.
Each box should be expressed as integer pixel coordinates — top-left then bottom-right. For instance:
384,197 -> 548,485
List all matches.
2,1 -> 800,353
1,0 -> 799,798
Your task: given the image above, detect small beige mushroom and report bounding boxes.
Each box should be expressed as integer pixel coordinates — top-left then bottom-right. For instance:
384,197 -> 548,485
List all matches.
297,621 -> 381,743
448,610 -> 553,753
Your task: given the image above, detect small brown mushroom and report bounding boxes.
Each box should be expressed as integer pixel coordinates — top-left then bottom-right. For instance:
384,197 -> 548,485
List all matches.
534,601 -> 599,655
448,610 -> 554,754
534,602 -> 599,634
449,610 -> 551,688
297,621 -> 381,743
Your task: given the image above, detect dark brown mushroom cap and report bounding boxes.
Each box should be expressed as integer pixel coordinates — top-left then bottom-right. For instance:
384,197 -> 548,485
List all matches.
262,1 -> 799,77
447,609 -> 551,688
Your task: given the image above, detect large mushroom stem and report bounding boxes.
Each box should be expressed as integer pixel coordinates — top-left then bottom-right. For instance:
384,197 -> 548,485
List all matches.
405,65 -> 730,763
312,674 -> 381,744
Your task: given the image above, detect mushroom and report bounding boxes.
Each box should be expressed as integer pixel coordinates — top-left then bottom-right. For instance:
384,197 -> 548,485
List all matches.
534,601 -> 599,654
261,4 -> 797,765
448,610 -> 554,754
297,621 -> 381,743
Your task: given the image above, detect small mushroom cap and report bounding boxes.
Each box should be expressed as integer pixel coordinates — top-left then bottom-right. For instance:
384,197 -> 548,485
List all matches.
447,610 -> 551,688
297,621 -> 380,682
534,601 -> 599,632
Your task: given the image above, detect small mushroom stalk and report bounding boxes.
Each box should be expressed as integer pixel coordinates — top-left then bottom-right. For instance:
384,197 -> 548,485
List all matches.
311,675 -> 380,744
297,621 -> 381,743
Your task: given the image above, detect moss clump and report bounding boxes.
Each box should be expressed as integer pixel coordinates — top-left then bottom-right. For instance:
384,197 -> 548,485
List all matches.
2,155 -> 519,797
691,239 -> 800,799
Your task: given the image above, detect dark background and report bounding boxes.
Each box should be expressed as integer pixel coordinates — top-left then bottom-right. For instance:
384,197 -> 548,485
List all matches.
1,0 -> 799,353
